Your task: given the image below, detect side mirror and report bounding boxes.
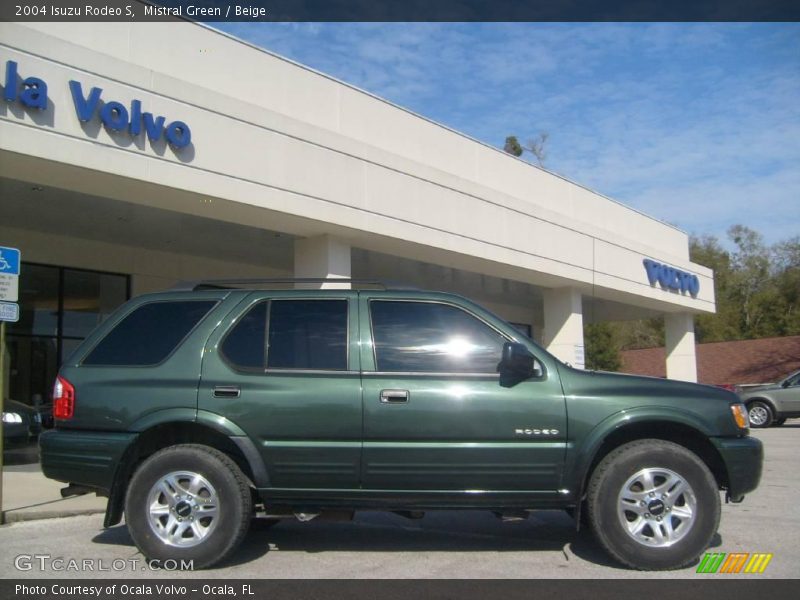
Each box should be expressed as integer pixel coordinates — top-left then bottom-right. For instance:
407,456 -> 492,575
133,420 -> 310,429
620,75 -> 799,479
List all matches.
498,342 -> 539,387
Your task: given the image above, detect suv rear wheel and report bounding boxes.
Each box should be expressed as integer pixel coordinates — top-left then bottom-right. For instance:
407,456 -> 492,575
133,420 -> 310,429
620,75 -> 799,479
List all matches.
125,444 -> 253,569
587,439 -> 720,570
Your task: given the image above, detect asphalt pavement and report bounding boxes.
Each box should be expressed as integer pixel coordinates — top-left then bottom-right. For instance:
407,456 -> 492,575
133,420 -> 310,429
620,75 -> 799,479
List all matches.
0,426 -> 796,579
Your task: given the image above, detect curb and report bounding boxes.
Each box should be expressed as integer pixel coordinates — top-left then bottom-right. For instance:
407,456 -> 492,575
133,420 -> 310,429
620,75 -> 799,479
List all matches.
2,508 -> 105,524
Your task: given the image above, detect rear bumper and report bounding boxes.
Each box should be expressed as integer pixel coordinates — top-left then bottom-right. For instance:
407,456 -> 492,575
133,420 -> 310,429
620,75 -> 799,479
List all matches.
39,429 -> 137,492
711,435 -> 763,502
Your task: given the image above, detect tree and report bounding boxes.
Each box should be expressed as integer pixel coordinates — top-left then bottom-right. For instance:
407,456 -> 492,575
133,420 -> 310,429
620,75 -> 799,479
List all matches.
616,317 -> 665,350
727,225 -> 777,337
523,132 -> 549,166
503,132 -> 549,166
771,236 -> 800,334
690,234 -> 738,342
503,136 -> 523,157
584,322 -> 622,371
689,226 -> 800,342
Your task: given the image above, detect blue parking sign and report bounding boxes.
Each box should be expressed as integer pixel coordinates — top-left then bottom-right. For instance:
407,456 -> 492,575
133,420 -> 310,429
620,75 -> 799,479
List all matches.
0,246 -> 21,275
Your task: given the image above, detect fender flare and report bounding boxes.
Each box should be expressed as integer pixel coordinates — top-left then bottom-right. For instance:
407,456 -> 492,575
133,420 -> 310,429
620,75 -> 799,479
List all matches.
103,409 -> 269,527
564,406 -> 716,500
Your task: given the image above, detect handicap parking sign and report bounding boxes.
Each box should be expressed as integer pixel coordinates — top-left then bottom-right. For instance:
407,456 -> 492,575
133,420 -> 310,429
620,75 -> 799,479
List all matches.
0,247 -> 21,276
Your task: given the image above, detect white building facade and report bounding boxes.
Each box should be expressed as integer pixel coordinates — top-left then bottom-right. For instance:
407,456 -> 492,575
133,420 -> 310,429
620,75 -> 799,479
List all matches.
0,22 -> 714,404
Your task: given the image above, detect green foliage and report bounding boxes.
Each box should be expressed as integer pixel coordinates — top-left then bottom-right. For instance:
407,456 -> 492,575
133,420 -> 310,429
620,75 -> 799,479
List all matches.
503,136 -> 523,157
616,317 -> 665,350
503,133 -> 548,165
770,237 -> 800,334
584,322 -> 622,371
690,226 -> 800,342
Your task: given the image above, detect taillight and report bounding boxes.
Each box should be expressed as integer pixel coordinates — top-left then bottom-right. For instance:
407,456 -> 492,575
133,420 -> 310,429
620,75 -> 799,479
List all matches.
53,375 -> 75,420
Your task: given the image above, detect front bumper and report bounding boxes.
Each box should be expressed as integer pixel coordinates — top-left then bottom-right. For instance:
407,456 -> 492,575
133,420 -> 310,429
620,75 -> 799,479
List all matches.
711,435 -> 763,502
39,429 -> 137,492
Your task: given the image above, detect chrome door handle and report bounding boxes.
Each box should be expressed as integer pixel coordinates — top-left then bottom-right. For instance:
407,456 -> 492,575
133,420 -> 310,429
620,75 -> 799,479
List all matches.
380,389 -> 409,403
213,386 -> 241,398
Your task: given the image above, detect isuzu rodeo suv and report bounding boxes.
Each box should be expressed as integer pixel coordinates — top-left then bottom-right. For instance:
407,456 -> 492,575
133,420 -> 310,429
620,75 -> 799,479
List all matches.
40,280 -> 763,570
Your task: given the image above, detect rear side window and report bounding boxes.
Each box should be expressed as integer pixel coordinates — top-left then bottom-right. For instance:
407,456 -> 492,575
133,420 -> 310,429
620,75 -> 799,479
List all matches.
83,300 -> 216,366
221,302 -> 267,370
221,299 -> 348,371
268,300 -> 348,370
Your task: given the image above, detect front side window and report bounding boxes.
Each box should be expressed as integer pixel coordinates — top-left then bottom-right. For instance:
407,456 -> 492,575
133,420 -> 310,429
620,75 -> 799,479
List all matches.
370,301 -> 506,373
83,300 -> 216,366
785,371 -> 800,387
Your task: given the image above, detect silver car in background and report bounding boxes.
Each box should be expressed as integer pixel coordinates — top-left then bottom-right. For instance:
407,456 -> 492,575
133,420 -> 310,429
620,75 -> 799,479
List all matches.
738,369 -> 800,428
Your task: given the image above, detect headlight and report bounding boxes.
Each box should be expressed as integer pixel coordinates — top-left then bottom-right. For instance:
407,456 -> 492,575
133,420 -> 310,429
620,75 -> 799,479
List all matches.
730,404 -> 749,430
2,412 -> 23,424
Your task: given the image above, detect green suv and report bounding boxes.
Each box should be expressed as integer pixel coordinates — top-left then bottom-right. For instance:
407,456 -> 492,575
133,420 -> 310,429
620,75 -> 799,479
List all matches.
40,281 -> 763,571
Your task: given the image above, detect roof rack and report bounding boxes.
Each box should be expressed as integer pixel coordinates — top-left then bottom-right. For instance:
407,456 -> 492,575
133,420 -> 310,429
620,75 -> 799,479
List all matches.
170,278 -> 419,292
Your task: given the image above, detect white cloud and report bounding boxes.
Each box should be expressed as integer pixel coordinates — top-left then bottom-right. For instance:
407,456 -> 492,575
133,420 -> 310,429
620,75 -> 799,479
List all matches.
215,23 -> 800,244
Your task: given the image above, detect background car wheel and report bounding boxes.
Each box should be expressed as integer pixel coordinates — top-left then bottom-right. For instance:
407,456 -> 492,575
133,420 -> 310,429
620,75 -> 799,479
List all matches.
587,439 -> 720,571
772,418 -> 786,427
125,444 -> 253,569
747,401 -> 773,428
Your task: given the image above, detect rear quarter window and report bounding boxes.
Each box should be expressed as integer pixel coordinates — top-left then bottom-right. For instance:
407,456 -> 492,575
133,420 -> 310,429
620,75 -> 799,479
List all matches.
82,300 -> 216,366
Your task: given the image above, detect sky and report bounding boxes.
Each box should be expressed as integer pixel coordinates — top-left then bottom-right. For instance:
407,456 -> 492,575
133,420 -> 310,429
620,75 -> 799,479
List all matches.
214,23 -> 800,246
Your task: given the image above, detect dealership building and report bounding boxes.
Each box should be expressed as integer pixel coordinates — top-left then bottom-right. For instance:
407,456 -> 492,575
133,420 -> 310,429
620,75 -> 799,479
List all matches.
0,22 -> 715,406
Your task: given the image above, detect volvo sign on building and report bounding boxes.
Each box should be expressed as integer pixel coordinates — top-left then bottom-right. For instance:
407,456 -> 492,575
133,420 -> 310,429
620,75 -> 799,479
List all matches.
3,60 -> 192,148
0,21 -> 714,401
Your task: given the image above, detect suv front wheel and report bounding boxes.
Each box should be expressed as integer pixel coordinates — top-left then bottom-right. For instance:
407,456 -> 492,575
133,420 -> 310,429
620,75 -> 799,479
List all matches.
587,439 -> 720,570
125,444 -> 253,569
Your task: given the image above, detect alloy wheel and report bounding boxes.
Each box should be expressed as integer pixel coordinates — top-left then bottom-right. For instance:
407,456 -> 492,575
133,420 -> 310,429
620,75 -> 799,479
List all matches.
146,471 -> 220,547
617,467 -> 697,548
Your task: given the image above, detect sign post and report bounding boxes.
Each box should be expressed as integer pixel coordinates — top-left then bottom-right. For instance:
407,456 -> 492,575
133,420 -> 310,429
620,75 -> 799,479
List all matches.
0,319 -> 4,525
0,245 -> 21,526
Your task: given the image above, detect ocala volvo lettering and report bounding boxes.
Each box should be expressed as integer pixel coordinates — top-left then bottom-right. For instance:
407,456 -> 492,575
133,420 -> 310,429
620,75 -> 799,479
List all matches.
1,61 -> 191,149
69,81 -> 191,148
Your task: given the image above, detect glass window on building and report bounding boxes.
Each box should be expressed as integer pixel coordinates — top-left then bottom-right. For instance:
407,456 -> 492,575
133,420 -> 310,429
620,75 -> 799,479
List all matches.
5,264 -> 129,410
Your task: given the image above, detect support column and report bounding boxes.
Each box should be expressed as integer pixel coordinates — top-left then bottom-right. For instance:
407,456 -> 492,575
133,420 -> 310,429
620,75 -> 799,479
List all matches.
665,312 -> 698,382
293,235 -> 351,289
542,287 -> 585,369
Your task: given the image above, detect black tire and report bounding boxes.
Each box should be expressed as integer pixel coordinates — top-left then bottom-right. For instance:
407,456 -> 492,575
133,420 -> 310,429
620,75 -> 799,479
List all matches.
587,439 -> 720,571
125,444 -> 253,569
773,418 -> 786,427
747,401 -> 774,428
